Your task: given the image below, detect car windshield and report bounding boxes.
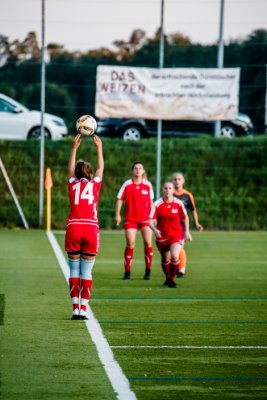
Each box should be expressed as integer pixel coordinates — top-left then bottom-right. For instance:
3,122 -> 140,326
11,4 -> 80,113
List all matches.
0,96 -> 30,113
0,98 -> 18,113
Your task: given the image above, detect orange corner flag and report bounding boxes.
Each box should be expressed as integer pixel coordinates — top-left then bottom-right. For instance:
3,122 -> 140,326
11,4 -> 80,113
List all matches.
45,168 -> 53,189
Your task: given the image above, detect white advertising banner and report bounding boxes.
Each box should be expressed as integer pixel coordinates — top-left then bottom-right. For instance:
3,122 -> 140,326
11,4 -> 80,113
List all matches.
95,66 -> 240,120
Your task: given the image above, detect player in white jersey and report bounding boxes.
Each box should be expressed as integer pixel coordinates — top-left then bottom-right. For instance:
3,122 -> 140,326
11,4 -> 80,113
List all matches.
65,134 -> 104,320
115,162 -> 154,280
149,181 -> 192,288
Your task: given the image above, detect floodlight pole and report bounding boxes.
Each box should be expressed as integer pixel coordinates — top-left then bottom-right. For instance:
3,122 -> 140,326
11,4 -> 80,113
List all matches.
215,0 -> 225,137
39,0 -> 46,227
156,0 -> 165,199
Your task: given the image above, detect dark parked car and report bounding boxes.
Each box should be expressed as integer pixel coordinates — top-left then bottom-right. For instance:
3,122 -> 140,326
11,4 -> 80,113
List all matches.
96,112 -> 254,141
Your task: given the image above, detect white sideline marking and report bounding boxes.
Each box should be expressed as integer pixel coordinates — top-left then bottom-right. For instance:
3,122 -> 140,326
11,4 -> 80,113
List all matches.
47,231 -> 137,400
111,346 -> 267,349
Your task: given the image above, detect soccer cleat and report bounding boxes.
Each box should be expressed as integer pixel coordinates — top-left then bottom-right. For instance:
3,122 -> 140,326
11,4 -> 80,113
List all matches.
71,308 -> 79,320
167,278 -> 177,288
144,268 -> 151,280
79,309 -> 89,320
163,277 -> 176,287
177,272 -> 185,278
163,278 -> 169,286
123,270 -> 131,280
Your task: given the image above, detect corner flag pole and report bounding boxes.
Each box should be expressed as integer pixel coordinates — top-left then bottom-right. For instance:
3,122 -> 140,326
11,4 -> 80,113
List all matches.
45,168 -> 53,231
0,157 -> 29,229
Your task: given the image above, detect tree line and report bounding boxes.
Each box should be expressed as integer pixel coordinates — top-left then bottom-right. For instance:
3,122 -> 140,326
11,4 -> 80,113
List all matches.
0,28 -> 266,132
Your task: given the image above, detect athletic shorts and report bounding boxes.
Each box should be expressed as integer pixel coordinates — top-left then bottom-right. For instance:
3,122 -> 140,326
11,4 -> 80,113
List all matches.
155,234 -> 184,253
65,224 -> 99,255
124,220 -> 149,230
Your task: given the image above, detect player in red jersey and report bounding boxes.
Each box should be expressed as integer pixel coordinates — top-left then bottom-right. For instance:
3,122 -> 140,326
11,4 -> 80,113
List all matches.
149,181 -> 192,288
115,162 -> 154,280
65,134 -> 104,320
173,172 -> 203,277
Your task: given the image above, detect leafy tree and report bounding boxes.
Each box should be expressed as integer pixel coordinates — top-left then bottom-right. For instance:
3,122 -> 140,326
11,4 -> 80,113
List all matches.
113,29 -> 147,59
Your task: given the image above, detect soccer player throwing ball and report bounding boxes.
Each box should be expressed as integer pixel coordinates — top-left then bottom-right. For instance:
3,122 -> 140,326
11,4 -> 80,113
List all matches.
115,161 -> 154,280
65,134 -> 104,320
149,181 -> 192,288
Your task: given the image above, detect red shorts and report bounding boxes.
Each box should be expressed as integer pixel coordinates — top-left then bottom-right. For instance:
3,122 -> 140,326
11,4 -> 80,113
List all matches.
124,220 -> 149,230
65,224 -> 100,255
156,234 -> 184,253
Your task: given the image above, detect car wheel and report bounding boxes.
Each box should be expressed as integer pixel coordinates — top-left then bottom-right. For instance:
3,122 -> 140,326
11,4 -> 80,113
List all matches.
28,127 -> 51,140
122,125 -> 142,141
220,125 -> 236,138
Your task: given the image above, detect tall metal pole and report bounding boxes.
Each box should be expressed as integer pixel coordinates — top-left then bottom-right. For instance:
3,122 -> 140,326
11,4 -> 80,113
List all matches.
156,0 -> 165,199
39,0 -> 46,227
265,65 -> 267,131
215,0 -> 225,137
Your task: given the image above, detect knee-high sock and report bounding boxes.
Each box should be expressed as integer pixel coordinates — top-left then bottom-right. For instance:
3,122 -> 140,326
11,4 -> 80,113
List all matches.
178,248 -> 187,274
80,258 -> 95,311
80,279 -> 93,311
170,259 -> 179,281
68,258 -> 80,309
69,278 -> 80,309
124,247 -> 134,271
144,246 -> 153,270
161,260 -> 171,278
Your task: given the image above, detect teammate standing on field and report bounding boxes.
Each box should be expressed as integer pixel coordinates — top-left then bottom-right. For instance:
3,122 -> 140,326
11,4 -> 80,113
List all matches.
149,181 -> 192,288
173,172 -> 203,277
65,134 -> 104,320
115,161 -> 154,280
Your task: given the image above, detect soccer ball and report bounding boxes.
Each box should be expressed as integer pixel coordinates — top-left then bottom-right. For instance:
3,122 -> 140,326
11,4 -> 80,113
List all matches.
76,115 -> 97,136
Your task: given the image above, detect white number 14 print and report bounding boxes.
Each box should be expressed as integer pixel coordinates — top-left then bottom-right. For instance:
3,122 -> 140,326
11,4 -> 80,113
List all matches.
73,182 -> 94,205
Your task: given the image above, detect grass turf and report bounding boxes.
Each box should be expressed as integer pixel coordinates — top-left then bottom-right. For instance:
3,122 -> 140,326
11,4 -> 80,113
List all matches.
1,229 -> 267,399
0,230 -> 116,400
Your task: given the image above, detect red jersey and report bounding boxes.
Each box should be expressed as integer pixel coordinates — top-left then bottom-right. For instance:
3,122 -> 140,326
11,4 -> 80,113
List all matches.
117,179 -> 154,222
67,176 -> 102,228
149,197 -> 187,238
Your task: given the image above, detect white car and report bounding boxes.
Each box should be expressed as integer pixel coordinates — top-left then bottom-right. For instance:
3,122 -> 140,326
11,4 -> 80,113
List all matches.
0,93 -> 68,140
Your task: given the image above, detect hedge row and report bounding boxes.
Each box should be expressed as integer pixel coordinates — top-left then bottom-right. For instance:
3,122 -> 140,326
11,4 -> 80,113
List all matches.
0,135 -> 266,230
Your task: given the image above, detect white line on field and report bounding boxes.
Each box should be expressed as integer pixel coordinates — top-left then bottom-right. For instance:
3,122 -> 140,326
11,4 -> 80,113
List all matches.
111,346 -> 267,349
46,231 -> 137,400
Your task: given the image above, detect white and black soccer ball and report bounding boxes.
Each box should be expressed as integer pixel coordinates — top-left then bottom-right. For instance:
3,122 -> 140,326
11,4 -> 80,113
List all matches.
76,115 -> 97,136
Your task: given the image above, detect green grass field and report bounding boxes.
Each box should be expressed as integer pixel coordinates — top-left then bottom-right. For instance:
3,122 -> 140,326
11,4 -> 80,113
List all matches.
1,229 -> 267,399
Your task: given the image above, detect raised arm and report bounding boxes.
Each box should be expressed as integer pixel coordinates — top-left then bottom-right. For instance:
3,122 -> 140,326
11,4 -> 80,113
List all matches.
93,135 -> 104,180
68,134 -> 81,177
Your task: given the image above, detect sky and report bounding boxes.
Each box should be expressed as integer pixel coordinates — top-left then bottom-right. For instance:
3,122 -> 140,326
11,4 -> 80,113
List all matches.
0,0 -> 267,52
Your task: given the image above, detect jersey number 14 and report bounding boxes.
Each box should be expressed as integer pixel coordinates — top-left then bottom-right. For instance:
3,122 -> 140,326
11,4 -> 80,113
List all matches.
73,182 -> 94,205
